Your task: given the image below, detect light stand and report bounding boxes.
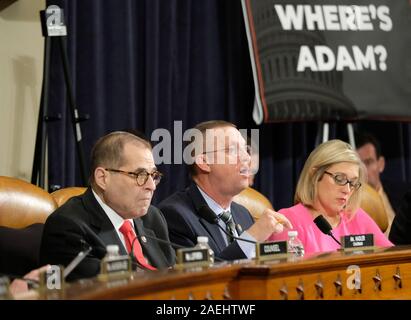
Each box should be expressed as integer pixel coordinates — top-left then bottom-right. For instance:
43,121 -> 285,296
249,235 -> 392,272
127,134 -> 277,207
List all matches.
32,5 -> 88,188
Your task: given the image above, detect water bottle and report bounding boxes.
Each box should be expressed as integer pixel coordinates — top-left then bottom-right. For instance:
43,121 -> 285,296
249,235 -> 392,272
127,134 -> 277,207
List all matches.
287,231 -> 305,257
100,244 -> 130,275
195,236 -> 215,264
105,244 -> 120,259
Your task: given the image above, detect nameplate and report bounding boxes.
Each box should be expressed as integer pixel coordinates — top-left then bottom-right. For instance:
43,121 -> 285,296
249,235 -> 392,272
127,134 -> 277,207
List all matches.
99,255 -> 131,281
176,248 -> 210,268
341,234 -> 374,251
256,241 -> 288,261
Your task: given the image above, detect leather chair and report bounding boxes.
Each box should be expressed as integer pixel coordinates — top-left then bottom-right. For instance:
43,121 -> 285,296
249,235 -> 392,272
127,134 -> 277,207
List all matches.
51,187 -> 86,207
0,176 -> 57,276
360,183 -> 388,233
233,187 -> 274,221
0,176 -> 57,228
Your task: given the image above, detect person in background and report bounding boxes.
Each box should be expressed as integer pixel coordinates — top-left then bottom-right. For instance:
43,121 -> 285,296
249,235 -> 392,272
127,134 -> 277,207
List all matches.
268,139 -> 393,254
159,120 -> 292,261
40,131 -> 175,281
388,187 -> 411,244
355,131 -> 410,236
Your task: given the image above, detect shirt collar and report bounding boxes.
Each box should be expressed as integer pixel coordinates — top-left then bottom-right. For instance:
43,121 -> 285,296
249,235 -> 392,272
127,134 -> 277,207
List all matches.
196,185 -> 231,217
92,189 -> 134,231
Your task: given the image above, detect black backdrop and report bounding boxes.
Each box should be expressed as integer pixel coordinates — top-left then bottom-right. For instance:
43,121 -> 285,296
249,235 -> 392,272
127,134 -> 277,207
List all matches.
45,0 -> 411,210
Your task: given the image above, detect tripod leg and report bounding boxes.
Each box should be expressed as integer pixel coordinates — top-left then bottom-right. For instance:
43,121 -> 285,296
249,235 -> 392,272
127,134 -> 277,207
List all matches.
58,37 -> 88,185
32,37 -> 51,188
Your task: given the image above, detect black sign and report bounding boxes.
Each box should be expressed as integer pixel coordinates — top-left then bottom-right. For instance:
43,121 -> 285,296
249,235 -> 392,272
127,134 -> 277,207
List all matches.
256,241 -> 288,261
100,255 -> 131,278
242,0 -> 411,123
341,234 -> 374,250
176,248 -> 210,267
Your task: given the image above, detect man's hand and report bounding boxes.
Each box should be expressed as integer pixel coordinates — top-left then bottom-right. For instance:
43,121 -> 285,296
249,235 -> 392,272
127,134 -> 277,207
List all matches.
246,208 -> 292,242
9,265 -> 50,296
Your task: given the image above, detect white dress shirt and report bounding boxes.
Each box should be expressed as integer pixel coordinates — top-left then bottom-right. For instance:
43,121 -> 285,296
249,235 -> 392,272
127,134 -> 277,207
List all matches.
197,186 -> 256,259
92,189 -> 134,253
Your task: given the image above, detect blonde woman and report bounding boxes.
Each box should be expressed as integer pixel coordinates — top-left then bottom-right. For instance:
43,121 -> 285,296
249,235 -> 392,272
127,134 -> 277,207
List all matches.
268,139 -> 392,254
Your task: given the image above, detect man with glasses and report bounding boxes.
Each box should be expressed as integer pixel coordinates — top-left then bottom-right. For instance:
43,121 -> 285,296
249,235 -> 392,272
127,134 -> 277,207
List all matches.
40,131 -> 175,281
159,120 -> 292,261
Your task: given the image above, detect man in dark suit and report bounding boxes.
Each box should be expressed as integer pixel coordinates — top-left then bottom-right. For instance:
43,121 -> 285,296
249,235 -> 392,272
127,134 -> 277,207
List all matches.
40,131 -> 175,281
389,189 -> 411,244
159,120 -> 291,261
356,132 -> 410,235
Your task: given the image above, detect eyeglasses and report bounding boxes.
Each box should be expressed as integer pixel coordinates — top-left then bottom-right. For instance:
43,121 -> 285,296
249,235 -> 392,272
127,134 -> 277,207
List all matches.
203,145 -> 251,157
105,168 -> 163,186
324,171 -> 361,190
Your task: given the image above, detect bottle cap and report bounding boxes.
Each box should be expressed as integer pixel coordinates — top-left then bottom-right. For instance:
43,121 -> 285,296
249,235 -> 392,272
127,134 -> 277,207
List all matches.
197,236 -> 209,243
288,230 -> 298,237
106,244 -> 119,254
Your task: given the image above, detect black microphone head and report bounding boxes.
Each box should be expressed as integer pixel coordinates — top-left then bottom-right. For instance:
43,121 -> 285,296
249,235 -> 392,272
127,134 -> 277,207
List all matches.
313,215 -> 332,235
75,221 -> 107,258
198,205 -> 219,224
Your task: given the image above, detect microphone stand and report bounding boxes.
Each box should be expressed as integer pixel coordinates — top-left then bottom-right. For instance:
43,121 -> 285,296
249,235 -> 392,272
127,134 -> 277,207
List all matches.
130,237 -> 154,271
213,222 -> 256,244
329,233 -> 342,246
63,246 -> 92,279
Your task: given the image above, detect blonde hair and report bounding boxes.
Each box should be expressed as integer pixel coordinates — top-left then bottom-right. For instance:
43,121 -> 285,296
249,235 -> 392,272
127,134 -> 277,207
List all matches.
295,139 -> 366,213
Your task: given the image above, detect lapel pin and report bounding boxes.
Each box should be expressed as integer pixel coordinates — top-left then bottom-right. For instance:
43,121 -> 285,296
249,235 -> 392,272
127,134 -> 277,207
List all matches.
141,236 -> 147,243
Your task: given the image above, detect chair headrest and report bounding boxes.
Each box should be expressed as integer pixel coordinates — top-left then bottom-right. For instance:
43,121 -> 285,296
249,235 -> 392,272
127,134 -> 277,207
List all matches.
0,176 -> 57,228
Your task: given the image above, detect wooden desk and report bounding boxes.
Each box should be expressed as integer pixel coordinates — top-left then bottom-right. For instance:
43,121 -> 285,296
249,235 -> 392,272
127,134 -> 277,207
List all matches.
42,262 -> 244,300
236,246 -> 411,299
39,246 -> 411,300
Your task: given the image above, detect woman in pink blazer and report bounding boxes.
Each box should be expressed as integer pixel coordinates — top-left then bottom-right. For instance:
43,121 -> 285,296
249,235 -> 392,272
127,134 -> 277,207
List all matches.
268,139 -> 393,254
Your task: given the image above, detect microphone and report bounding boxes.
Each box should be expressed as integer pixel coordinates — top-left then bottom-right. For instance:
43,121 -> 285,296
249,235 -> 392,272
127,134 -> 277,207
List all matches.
129,236 -> 156,271
66,219 -> 107,257
198,205 -> 256,244
76,222 -> 107,259
63,244 -> 92,279
62,221 -> 108,279
313,215 -> 341,245
198,205 -> 219,224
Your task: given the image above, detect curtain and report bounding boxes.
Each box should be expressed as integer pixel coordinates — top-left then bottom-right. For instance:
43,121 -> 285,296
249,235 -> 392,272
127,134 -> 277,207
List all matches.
45,0 -> 411,209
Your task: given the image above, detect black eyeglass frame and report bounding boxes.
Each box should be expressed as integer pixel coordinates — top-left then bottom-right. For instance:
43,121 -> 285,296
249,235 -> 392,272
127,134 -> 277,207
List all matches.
202,144 -> 252,156
105,168 -> 163,186
323,171 -> 361,190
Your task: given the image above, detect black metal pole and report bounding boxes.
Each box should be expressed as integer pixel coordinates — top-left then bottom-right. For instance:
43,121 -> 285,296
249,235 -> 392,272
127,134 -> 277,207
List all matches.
58,37 -> 87,185
31,36 -> 51,188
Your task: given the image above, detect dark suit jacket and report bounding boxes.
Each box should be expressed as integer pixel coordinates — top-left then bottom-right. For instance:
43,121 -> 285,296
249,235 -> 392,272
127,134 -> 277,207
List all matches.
0,223 -> 44,277
389,188 -> 411,245
382,178 -> 411,215
158,184 -> 255,260
40,188 -> 175,281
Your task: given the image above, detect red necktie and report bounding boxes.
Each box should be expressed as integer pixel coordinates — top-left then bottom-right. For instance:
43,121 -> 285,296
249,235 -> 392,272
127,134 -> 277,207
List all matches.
119,220 -> 156,271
